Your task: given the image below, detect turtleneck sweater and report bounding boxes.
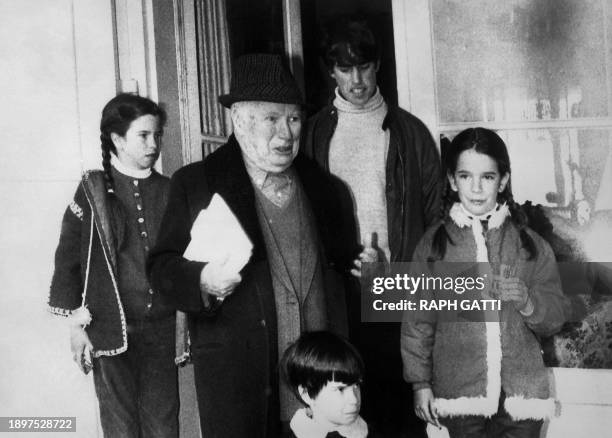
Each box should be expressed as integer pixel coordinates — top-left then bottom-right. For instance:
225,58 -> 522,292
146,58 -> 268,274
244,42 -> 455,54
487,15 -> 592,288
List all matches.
329,87 -> 390,261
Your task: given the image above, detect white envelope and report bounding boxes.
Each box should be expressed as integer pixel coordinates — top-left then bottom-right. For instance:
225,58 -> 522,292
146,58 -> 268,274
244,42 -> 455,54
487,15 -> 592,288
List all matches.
183,193 -> 253,274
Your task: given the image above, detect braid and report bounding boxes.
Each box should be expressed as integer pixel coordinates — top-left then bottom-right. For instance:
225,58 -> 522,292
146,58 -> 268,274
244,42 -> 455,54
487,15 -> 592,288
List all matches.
100,133 -> 126,249
429,183 -> 456,261
503,192 -> 537,260
100,134 -> 115,194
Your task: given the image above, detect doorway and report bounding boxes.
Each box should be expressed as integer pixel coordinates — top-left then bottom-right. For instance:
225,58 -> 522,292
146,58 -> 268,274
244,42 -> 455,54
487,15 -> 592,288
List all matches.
300,0 -> 396,115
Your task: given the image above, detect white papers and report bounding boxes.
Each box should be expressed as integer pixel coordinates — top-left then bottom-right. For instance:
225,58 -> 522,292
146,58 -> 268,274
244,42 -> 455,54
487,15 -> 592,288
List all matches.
183,193 -> 253,274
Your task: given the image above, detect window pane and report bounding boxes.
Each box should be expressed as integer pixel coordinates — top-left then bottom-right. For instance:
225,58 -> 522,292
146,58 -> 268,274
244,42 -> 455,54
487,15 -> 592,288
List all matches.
432,0 -> 612,123
442,128 -> 612,210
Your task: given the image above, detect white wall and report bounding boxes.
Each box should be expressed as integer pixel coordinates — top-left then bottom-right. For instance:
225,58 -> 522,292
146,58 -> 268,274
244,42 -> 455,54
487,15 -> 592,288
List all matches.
0,0 -> 115,435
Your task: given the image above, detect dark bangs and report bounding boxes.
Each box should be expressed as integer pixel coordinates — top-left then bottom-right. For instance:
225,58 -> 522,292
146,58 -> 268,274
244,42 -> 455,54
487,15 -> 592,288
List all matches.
327,41 -> 377,68
281,331 -> 364,400
322,17 -> 380,69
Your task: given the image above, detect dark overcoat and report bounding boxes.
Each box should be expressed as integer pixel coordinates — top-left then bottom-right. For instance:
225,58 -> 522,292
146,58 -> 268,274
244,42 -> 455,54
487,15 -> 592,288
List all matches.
148,136 -> 352,438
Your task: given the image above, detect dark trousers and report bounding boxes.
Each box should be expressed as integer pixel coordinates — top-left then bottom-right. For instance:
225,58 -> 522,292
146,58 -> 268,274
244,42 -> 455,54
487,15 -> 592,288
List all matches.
92,317 -> 178,438
442,393 -> 543,438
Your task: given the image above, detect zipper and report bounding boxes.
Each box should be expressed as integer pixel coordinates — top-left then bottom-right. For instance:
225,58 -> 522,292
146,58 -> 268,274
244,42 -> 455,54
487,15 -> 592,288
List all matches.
393,127 -> 406,263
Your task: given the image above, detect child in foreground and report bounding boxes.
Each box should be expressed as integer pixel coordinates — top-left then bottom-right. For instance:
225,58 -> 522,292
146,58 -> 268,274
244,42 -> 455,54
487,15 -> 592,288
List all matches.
401,127 -> 569,437
281,331 -> 377,438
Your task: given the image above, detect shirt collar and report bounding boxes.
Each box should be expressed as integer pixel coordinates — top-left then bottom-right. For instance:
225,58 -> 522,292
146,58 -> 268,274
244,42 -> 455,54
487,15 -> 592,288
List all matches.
289,408 -> 368,438
242,155 -> 293,190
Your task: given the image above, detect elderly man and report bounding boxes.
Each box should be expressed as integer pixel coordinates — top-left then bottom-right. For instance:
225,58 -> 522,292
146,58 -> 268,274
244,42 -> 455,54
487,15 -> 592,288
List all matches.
303,16 -> 442,438
148,54 -> 352,437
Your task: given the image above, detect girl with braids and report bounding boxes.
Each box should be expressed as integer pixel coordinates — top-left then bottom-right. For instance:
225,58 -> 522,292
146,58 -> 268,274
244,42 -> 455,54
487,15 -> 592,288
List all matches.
49,93 -> 179,437
401,128 -> 569,438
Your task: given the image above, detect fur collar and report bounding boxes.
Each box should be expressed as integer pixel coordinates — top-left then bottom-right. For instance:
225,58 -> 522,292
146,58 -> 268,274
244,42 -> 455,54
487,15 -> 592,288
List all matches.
449,203 -> 509,230
449,203 -> 510,263
290,408 -> 368,438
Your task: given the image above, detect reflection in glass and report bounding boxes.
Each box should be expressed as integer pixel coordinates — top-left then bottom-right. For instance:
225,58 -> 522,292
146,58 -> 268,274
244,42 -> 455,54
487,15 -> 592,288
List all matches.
432,0 -> 611,123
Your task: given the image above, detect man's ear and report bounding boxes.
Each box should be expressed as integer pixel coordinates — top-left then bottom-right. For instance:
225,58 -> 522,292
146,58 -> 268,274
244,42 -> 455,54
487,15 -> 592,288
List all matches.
329,65 -> 337,80
447,172 -> 458,192
230,104 -> 246,136
230,104 -> 239,125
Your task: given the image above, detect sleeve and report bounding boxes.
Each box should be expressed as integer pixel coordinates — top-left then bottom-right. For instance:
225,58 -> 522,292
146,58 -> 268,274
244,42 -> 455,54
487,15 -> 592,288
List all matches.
146,170 -> 211,315
48,185 -> 86,316
522,232 -> 570,336
401,234 -> 437,389
418,124 -> 443,228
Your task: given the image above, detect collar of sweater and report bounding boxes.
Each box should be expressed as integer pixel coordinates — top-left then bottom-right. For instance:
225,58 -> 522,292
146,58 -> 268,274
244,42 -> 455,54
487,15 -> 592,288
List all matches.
290,408 -> 368,438
111,153 -> 152,179
333,87 -> 384,114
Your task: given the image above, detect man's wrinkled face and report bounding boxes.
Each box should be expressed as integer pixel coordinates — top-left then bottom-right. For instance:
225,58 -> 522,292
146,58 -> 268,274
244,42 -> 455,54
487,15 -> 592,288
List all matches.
231,101 -> 302,173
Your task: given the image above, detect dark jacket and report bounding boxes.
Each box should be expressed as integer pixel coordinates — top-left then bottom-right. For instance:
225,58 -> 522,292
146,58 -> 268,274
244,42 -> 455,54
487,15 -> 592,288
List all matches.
147,136 -> 351,438
303,103 -> 442,263
48,170 -> 170,356
303,103 -> 442,362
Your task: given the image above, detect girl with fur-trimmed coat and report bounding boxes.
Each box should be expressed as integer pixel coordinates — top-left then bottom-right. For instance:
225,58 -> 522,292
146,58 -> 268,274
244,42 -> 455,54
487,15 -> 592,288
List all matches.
401,128 -> 569,438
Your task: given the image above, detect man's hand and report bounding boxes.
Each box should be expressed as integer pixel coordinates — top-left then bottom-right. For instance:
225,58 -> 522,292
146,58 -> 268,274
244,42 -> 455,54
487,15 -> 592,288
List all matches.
199,258 -> 242,300
70,325 -> 93,374
414,387 -> 441,427
350,246 -> 378,278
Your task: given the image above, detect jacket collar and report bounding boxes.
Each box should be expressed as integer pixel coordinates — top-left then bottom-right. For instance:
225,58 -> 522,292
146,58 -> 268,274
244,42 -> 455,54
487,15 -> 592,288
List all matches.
202,135 -> 265,260
203,135 -> 333,263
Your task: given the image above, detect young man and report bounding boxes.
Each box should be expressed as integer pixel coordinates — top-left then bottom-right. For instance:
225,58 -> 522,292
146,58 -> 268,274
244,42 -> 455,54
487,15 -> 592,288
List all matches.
303,16 -> 442,437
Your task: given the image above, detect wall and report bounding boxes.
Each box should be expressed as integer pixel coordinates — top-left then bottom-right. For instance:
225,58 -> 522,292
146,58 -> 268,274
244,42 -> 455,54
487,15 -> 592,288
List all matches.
0,0 -> 116,435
